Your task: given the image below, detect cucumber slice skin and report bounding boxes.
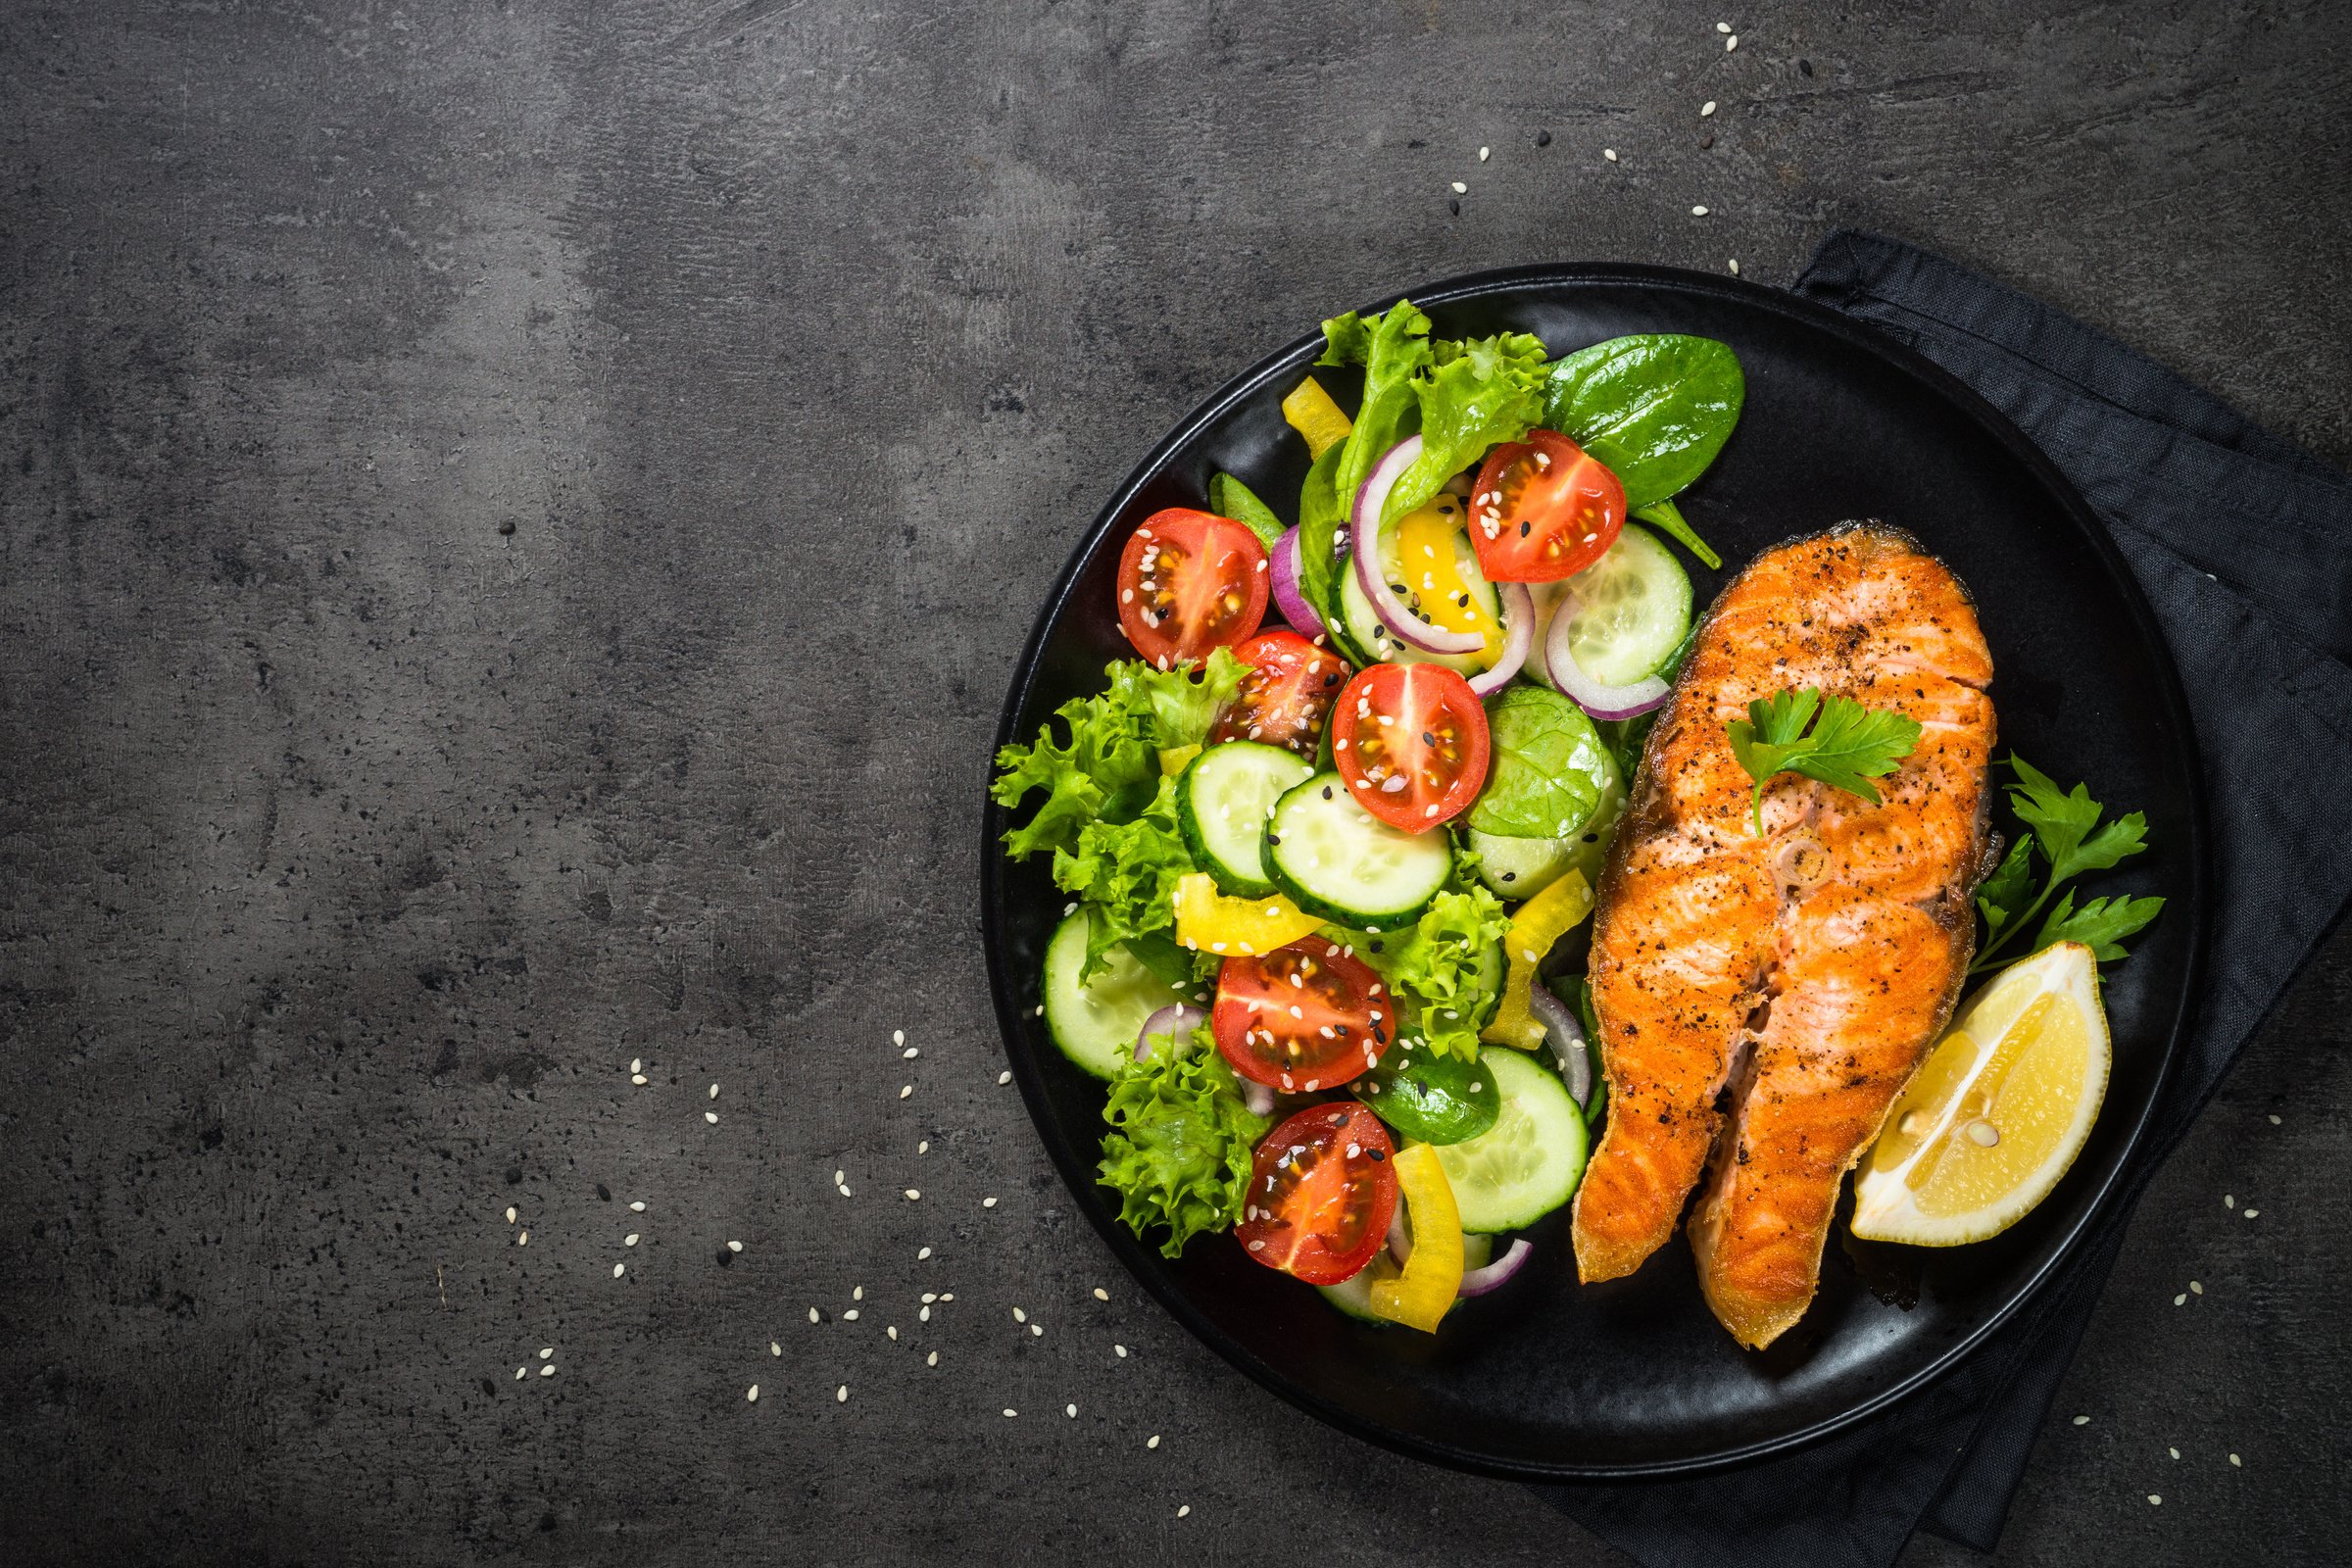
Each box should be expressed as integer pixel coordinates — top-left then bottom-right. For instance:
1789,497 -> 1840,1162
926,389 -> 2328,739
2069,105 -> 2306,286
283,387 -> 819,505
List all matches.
1265,771 -> 1453,932
1176,742 -> 1315,898
1040,909 -> 1188,1081
1428,1047 -> 1591,1232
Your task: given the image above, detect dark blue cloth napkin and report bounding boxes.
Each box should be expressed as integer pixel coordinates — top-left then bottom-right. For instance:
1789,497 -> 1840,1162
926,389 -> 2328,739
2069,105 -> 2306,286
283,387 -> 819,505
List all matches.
1536,230 -> 2352,1566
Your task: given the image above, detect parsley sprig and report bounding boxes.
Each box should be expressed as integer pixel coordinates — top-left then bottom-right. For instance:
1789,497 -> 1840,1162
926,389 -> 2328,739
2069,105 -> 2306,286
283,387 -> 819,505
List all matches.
1725,687 -> 1924,836
1970,756 -> 2165,974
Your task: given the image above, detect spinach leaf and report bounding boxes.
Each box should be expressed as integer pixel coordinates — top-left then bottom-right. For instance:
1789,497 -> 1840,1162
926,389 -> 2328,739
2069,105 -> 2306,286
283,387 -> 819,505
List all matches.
1353,1046 -> 1500,1145
1470,684 -> 1613,839
1209,471 -> 1285,551
1543,334 -> 1744,510
1631,498 -> 1722,570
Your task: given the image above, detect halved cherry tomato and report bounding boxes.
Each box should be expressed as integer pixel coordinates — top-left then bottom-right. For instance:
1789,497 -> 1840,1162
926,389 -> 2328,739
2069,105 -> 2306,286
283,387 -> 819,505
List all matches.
1213,937 -> 1396,1091
1208,629 -> 1349,758
1329,663 -> 1491,832
1115,509 -> 1269,669
1237,1102 -> 1397,1285
1467,428 -> 1626,582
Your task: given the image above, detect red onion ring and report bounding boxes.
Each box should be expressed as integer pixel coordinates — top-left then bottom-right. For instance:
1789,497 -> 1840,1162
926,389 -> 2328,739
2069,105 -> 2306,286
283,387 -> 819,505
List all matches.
1456,1238 -> 1534,1298
1134,1003 -> 1205,1062
1466,583 -> 1534,697
1267,525 -> 1326,640
1387,1203 -> 1414,1267
1543,582 -> 1671,720
1350,437 -> 1486,657
1239,1078 -> 1276,1119
1527,985 -> 1593,1107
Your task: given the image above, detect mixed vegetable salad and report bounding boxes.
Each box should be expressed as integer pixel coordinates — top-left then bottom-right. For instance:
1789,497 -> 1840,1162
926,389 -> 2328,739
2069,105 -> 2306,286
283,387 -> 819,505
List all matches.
992,301 -> 1738,1330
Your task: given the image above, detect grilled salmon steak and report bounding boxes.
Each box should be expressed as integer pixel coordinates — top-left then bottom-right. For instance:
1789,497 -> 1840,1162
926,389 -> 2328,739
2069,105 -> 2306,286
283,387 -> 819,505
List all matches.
1571,524 -> 1995,1349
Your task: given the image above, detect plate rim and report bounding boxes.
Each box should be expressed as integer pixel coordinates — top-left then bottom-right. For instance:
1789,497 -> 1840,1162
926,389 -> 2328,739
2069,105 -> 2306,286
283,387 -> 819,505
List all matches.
978,260 -> 2210,1481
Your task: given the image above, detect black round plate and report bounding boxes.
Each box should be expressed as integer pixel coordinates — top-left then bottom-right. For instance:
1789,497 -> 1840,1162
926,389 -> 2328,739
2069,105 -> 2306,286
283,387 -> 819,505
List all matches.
980,265 -> 2206,1479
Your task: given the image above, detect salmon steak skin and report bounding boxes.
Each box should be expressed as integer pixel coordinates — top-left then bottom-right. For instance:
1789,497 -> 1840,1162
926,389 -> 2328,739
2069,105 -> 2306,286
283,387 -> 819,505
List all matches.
1569,523 -> 1996,1349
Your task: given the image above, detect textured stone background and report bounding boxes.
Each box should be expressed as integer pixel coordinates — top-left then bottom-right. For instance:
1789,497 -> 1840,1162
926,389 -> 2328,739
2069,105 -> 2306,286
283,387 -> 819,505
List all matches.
2,2 -> 2346,1563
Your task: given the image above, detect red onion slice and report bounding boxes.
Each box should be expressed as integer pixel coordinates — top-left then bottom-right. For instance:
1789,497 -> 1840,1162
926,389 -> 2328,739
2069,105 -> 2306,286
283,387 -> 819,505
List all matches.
1456,1238 -> 1534,1298
1268,525 -> 1326,640
1466,583 -> 1534,697
1350,437 -> 1486,657
1527,985 -> 1592,1107
1239,1078 -> 1277,1118
1387,1203 -> 1414,1267
1544,584 -> 1671,720
1134,1003 -> 1206,1062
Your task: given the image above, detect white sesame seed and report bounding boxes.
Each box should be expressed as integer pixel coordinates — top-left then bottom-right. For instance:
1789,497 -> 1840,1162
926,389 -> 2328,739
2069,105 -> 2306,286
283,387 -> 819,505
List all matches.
983,1197 -> 999,1208
2268,1113 -> 2281,1124
1717,19 -> 1731,29
727,1240 -> 743,1252
2174,1294 -> 2186,1306
2148,1495 -> 2161,1506
2244,1208 -> 2260,1219
2073,1415 -> 2090,1425
505,1206 -> 517,1224
540,1348 -> 554,1360
919,1306 -> 930,1322
709,1083 -> 719,1100
899,1085 -> 912,1100
835,1170 -> 846,1185
1478,146 -> 1490,161
917,1141 -> 929,1154
747,1384 -> 759,1402
1148,1434 -> 1161,1449
631,1074 -> 648,1086
1603,148 -> 1618,161
540,1364 -> 556,1378
837,1385 -> 849,1403
1003,1408 -> 1017,1418
1449,180 -> 1467,194
1726,33 -> 1738,50
808,1307 -> 820,1323
1115,1345 -> 1128,1357
770,1342 -> 781,1356
1701,100 -> 1718,117
893,1029 -> 906,1047
1065,1402 -> 1077,1417
517,1231 -> 528,1247
1034,1004 -> 1045,1016
918,1247 -> 933,1260
2230,1453 -> 2241,1466
2169,1446 -> 2180,1459
923,1293 -> 938,1303
887,1326 -> 898,1341
1729,258 -> 1740,274
838,1185 -> 852,1198
903,1047 -> 918,1059
630,1057 -> 642,1073
843,1309 -> 858,1321
2190,1281 -> 2203,1295
940,1292 -> 952,1302
705,1111 -> 719,1124
625,1233 -> 639,1247
1692,205 -> 1710,217
853,1286 -> 863,1300
2225,1193 -> 2235,1208
613,1262 -> 627,1277
998,1071 -> 1012,1085
1177,1505 -> 1191,1519
1013,1307 -> 1027,1323
514,1366 -> 526,1380
1093,1288 -> 1109,1301
905,1189 -> 921,1200
1029,1323 -> 1042,1338
630,1200 -> 646,1212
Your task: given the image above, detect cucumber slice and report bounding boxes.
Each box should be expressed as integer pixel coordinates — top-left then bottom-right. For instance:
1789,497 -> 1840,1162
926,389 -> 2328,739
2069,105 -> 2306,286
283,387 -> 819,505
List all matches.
1426,1047 -> 1590,1232
1318,1234 -> 1493,1322
1176,742 -> 1316,898
1040,908 -> 1189,1081
1335,514 -> 1501,674
1266,771 -> 1453,931
1545,523 -> 1693,687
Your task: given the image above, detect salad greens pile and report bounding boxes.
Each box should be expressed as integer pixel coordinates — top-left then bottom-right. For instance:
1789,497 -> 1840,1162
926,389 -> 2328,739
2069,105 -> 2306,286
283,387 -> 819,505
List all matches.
1098,1027 -> 1271,1258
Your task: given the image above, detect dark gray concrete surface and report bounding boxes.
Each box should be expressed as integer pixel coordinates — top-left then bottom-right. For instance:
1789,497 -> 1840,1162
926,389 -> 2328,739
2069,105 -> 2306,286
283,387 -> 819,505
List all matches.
3,2 -> 2347,1563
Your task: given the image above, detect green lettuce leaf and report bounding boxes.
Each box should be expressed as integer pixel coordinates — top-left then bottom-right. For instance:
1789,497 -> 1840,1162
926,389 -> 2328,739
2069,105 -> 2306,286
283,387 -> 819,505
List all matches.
1098,1034 -> 1272,1257
1379,885 -> 1509,1061
1471,684 -> 1615,839
1052,775 -> 1195,977
1314,303 -> 1434,623
1384,331 -> 1548,522
991,655 -> 1245,860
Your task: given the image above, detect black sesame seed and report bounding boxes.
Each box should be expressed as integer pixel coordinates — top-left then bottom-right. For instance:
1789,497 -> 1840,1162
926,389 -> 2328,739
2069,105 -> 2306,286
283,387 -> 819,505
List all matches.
1501,870 -> 1518,882
1535,128 -> 1552,146
1367,1147 -> 1387,1160
1322,786 -> 1334,800
715,1248 -> 734,1267
1520,520 -> 1532,537
1447,198 -> 1460,217
1798,59 -> 1813,76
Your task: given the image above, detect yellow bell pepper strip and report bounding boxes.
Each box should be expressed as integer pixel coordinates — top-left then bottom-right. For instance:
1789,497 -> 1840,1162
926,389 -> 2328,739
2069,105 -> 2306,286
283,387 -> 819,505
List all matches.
1367,1143 -> 1464,1332
1482,869 -> 1595,1051
1396,497 -> 1503,661
1157,744 -> 1202,777
1281,375 -> 1353,461
1173,872 -> 1323,956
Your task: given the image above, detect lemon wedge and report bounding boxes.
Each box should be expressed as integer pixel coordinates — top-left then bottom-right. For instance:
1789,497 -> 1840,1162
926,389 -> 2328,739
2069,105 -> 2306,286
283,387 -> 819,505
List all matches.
1850,942 -> 2111,1247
